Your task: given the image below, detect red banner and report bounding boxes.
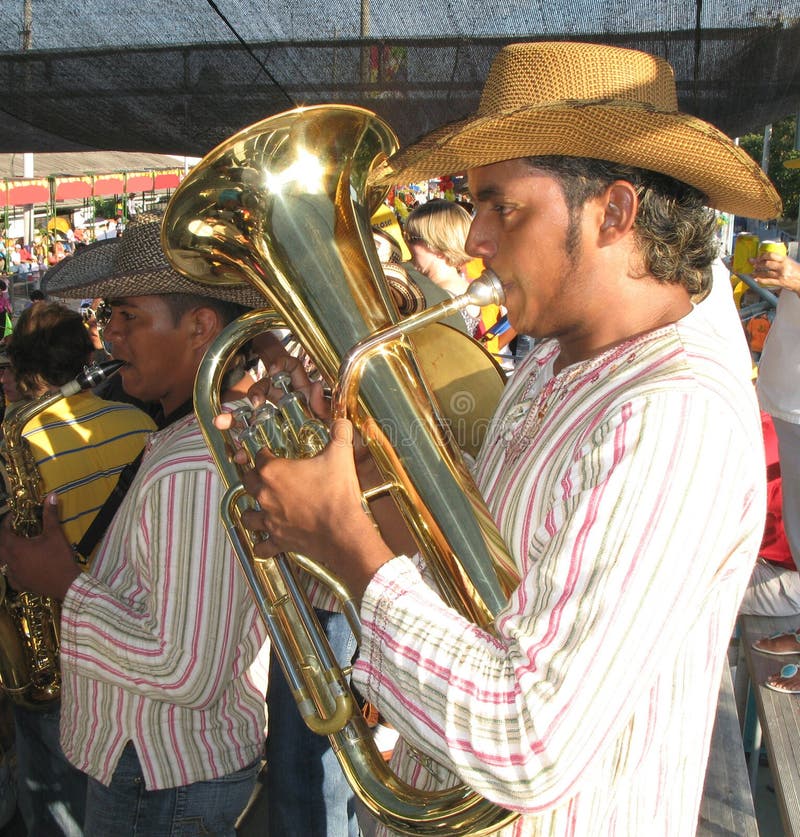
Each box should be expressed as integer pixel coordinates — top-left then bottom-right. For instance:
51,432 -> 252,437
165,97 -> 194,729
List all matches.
93,176 -> 125,196
0,169 -> 185,207
154,172 -> 180,190
126,173 -> 155,192
2,179 -> 50,207
55,177 -> 92,201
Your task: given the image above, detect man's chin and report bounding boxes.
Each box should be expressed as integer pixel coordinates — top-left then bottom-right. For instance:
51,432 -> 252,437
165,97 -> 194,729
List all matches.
119,368 -> 142,398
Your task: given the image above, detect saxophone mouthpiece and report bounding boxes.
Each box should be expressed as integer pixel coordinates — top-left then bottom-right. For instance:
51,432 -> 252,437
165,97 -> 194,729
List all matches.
61,359 -> 125,396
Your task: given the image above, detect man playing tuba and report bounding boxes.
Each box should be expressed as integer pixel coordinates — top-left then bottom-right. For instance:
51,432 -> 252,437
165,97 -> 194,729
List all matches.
233,41 -> 777,835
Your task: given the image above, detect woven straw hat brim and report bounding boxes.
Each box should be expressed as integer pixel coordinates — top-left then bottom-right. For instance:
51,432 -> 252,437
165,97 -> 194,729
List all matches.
41,238 -> 117,295
370,100 -> 781,221
43,235 -> 268,309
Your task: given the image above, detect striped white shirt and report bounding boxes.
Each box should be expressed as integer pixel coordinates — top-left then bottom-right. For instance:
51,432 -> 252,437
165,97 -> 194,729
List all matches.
59,413 -> 269,790
355,304 -> 765,836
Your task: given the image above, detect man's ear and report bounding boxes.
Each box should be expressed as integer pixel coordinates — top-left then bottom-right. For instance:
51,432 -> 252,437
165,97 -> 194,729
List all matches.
599,181 -> 638,240
187,305 -> 221,349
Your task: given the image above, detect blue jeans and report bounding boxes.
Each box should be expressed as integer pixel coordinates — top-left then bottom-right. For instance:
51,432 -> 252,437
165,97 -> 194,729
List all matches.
265,608 -> 360,836
84,742 -> 259,837
14,701 -> 86,836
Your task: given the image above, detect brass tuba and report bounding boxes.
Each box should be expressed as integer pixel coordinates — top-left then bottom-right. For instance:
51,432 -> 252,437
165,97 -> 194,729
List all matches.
162,105 -> 520,835
0,360 -> 123,709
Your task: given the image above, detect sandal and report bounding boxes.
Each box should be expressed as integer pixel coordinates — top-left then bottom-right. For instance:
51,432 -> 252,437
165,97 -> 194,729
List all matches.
752,629 -> 800,656
765,663 -> 800,694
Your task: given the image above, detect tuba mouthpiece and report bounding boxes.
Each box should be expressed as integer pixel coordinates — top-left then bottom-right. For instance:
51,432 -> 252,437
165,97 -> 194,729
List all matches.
466,270 -> 505,307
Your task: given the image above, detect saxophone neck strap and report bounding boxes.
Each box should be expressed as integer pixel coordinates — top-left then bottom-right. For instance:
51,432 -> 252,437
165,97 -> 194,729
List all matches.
72,398 -> 194,565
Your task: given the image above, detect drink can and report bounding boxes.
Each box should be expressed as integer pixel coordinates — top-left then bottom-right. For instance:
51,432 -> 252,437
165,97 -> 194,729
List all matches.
732,233 -> 759,274
757,240 -> 787,258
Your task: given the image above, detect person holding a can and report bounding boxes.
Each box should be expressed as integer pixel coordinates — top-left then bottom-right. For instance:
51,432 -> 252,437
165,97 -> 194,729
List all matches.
747,248 -> 800,690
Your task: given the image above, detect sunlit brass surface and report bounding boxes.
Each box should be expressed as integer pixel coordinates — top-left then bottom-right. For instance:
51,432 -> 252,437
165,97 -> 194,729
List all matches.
163,104 -> 520,834
0,360 -> 123,710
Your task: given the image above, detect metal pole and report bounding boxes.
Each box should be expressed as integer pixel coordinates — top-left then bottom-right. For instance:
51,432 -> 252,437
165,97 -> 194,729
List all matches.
359,0 -> 370,85
725,139 -> 741,256
22,153 -> 34,247
21,0 -> 31,49
795,114 -> 800,250
760,125 -> 772,238
761,124 -> 772,174
21,0 -> 34,252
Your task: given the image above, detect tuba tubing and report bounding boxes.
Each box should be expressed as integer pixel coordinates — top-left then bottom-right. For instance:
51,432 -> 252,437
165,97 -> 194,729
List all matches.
196,309 -> 520,835
164,104 -> 521,834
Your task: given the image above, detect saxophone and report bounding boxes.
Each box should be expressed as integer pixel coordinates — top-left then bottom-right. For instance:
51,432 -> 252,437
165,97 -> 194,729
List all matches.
0,359 -> 123,710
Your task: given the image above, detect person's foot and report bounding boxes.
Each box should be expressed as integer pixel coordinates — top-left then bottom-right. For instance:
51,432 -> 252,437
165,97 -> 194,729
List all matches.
765,663 -> 800,694
752,629 -> 800,656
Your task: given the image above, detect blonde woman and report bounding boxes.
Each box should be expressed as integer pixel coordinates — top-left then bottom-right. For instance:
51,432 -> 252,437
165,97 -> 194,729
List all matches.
403,199 -> 483,336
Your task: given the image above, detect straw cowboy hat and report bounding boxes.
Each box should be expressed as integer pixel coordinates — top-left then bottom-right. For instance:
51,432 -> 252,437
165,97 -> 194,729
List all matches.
42,211 -> 267,308
369,41 -> 781,221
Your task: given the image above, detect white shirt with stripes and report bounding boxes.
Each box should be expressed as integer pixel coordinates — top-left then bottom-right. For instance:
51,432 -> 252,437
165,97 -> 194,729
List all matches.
355,302 -> 764,836
59,413 -> 269,790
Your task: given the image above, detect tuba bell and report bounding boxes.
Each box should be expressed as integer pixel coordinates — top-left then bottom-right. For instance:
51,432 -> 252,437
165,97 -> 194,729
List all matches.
162,104 -> 520,835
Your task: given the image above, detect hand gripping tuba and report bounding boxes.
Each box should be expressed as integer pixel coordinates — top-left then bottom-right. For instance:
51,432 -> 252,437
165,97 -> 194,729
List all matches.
162,105 -> 520,835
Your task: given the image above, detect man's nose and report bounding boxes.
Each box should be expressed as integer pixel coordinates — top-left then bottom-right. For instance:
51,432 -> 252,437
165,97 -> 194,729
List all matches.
101,315 -> 119,345
465,219 -> 496,261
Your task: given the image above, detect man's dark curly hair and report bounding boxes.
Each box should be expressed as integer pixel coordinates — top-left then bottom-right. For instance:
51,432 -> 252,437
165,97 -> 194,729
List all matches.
7,302 -> 93,398
525,156 -> 718,296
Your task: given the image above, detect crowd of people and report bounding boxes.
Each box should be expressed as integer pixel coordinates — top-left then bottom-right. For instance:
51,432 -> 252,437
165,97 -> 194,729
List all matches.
0,37 -> 795,837
0,216 -> 130,291
1,228 -> 80,279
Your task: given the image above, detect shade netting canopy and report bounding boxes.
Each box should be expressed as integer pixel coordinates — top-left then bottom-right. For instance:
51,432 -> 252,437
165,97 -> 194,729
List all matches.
0,0 -> 798,159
